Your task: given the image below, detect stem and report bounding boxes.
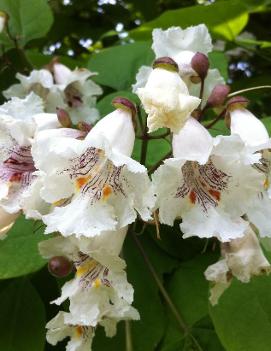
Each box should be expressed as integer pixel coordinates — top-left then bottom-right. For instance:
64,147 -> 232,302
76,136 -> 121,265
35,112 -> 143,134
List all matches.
140,114 -> 149,165
131,229 -> 188,334
125,321 -> 133,351
198,78 -> 205,112
205,108 -> 226,129
136,107 -> 144,134
228,86 -> 271,97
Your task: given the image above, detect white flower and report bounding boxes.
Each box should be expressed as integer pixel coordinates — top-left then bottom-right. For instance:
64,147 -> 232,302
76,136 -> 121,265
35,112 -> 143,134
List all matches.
0,94 -> 60,214
33,106 -> 154,237
205,226 -> 271,305
3,69 -> 60,112
52,63 -> 103,125
152,25 -> 212,78
152,117 -> 264,241
133,25 -> 224,108
136,64 -> 200,133
40,229 -> 139,327
3,64 -> 103,125
227,103 -> 271,237
46,312 -> 94,351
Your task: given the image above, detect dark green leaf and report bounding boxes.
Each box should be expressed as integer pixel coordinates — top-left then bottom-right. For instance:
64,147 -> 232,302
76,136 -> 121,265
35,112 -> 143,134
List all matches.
88,41 -> 154,90
0,216 -> 47,279
0,278 -> 46,351
209,276 -> 271,351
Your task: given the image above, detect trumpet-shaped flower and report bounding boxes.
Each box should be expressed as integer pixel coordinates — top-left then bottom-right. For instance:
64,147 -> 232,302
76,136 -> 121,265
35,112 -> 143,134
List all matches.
136,59 -> 201,133
46,312 -> 95,351
33,103 -> 154,237
152,117 -> 264,241
40,227 -> 139,327
205,226 -> 271,305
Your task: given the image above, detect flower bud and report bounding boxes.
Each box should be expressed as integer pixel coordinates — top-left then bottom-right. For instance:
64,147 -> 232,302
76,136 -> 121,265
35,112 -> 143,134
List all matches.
112,97 -> 137,118
0,11 -> 8,33
206,84 -> 230,108
191,52 -> 209,80
56,108 -> 72,128
48,256 -> 73,278
226,96 -> 249,110
152,57 -> 179,73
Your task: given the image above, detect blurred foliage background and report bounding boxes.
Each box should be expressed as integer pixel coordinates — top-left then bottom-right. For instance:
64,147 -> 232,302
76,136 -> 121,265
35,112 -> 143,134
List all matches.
0,1 -> 271,351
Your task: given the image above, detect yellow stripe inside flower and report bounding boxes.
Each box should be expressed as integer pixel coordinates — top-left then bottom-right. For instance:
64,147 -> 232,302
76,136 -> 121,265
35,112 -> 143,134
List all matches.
75,326 -> 83,338
53,198 -> 67,207
264,178 -> 270,190
93,278 -> 101,288
76,259 -> 97,277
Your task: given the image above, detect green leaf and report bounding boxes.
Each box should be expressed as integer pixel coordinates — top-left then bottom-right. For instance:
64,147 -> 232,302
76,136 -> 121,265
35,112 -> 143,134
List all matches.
0,0 -> 53,47
0,216 -> 47,279
0,278 -> 46,351
209,51 -> 229,81
88,41 -> 154,90
130,0 -> 250,41
160,254 -> 219,351
209,276 -> 271,351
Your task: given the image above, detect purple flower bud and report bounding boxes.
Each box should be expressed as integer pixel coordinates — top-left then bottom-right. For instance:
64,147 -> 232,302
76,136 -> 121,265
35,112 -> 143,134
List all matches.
112,97 -> 137,117
48,256 -> 73,278
207,84 -> 230,107
191,52 -> 209,80
153,57 -> 179,73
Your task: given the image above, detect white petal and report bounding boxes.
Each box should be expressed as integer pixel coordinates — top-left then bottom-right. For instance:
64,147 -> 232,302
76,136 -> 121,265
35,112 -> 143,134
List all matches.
230,108 -> 269,147
132,65 -> 152,92
43,196 -> 117,237
89,109 -> 135,157
53,63 -> 72,85
137,68 -> 200,133
172,117 -> 213,164
152,25 -> 213,59
181,206 -> 249,241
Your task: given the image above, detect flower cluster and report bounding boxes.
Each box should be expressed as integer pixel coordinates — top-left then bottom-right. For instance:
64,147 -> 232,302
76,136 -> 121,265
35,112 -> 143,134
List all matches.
1,23 -> 271,349
4,62 -> 103,125
134,24 -> 271,303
